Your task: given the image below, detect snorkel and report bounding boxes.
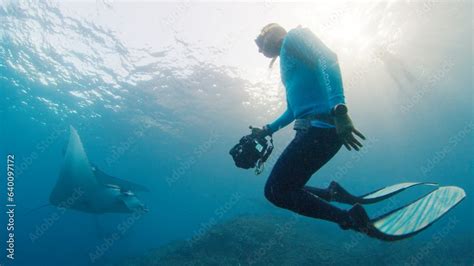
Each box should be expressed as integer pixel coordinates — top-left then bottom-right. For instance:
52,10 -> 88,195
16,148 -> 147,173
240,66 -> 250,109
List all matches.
255,23 -> 287,68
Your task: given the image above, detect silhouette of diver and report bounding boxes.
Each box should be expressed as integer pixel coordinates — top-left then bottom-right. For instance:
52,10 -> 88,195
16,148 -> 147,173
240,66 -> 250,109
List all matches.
252,23 -> 375,236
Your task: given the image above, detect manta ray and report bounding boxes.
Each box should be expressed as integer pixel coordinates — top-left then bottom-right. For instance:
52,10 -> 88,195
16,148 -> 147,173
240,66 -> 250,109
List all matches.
49,126 -> 148,214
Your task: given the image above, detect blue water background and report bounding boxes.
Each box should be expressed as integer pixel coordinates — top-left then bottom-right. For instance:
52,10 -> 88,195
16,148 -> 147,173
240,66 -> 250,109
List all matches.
0,1 -> 472,265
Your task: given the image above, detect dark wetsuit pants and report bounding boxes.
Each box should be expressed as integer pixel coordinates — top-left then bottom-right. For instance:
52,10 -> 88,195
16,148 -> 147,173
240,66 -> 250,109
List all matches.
264,127 -> 349,225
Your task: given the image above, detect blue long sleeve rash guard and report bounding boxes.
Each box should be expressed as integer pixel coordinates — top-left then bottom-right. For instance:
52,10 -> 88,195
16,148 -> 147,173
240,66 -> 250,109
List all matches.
268,27 -> 346,133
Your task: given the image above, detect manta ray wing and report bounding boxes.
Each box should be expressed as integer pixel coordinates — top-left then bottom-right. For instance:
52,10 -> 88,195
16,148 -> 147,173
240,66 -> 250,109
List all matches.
49,126 -> 98,207
92,164 -> 149,192
50,126 -> 148,214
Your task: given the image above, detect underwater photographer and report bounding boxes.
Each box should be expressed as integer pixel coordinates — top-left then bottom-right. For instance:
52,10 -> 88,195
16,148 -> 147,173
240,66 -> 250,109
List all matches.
230,23 -> 371,234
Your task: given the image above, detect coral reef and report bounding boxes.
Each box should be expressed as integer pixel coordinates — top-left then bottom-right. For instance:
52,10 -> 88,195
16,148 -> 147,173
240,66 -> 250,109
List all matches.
116,214 -> 474,266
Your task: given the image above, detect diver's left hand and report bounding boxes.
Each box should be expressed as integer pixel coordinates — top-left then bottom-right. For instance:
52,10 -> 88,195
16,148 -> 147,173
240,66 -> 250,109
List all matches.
334,114 -> 366,151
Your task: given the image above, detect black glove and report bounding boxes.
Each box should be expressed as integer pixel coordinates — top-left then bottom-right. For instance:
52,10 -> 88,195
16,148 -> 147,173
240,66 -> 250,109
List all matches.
250,125 -> 272,138
332,104 -> 366,151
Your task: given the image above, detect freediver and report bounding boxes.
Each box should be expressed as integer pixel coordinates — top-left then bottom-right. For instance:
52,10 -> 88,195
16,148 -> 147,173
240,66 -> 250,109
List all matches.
374,44 -> 416,91
251,23 -> 374,235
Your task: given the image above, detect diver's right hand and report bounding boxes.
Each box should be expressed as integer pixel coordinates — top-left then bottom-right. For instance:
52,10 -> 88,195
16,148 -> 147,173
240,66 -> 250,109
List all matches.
250,125 -> 271,138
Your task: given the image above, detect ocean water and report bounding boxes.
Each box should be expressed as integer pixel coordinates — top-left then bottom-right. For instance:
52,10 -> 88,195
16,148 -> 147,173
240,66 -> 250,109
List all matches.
0,1 -> 472,266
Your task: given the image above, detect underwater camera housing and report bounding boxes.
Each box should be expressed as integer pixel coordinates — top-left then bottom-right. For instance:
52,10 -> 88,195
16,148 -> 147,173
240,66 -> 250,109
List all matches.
229,127 -> 274,175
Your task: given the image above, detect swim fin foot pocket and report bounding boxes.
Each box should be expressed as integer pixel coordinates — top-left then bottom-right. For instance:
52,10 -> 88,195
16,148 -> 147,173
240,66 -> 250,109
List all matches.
328,181 -> 358,205
340,204 -> 370,230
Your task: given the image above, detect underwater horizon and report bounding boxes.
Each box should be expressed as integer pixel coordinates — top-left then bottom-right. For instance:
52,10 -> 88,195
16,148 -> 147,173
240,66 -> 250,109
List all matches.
0,1 -> 472,265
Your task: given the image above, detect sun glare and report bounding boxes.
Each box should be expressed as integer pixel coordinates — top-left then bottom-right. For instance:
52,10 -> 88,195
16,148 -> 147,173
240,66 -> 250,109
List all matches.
328,13 -> 375,56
